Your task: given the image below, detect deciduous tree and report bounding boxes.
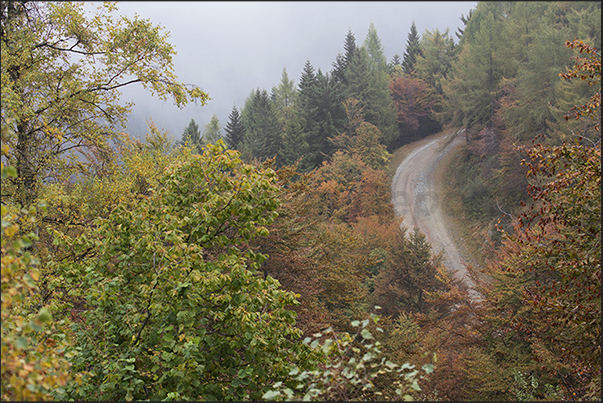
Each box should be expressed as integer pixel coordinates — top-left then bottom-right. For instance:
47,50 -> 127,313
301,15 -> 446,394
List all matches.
59,142 -> 317,401
0,1 -> 209,207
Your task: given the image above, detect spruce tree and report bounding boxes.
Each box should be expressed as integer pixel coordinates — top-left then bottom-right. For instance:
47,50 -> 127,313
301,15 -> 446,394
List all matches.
332,29 -> 357,85
345,46 -> 397,148
297,60 -> 320,168
224,105 -> 245,150
241,89 -> 282,165
388,53 -> 402,75
181,118 -> 202,153
402,21 -> 423,75
281,119 -> 307,168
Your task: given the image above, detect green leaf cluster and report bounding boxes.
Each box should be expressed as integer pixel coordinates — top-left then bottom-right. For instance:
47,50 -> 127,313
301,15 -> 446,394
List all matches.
59,142 -> 317,401
262,312 -> 435,401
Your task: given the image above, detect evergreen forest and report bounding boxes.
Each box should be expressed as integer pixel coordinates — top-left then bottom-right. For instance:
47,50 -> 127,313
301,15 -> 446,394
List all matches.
1,1 -> 600,401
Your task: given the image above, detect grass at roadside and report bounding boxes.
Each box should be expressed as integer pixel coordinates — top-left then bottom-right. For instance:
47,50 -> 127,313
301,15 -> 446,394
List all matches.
435,140 -> 491,271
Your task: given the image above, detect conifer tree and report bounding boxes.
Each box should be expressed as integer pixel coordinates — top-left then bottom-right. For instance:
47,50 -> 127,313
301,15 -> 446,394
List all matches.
241,89 -> 282,165
202,114 -> 222,145
402,21 -> 423,75
224,105 -> 245,150
181,118 -> 203,153
346,46 -> 397,149
271,67 -> 299,131
281,119 -> 307,168
455,9 -> 475,43
303,70 -> 346,169
332,29 -> 357,85
297,60 -> 321,169
364,22 -> 388,73
388,53 -> 402,75
298,60 -> 319,114
415,28 -> 456,95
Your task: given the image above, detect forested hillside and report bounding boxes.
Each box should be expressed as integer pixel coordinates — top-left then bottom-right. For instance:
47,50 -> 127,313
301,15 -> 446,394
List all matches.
1,1 -> 600,401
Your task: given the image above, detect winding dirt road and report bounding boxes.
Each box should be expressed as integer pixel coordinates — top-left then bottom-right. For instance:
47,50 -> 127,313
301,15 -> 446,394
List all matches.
391,129 -> 478,298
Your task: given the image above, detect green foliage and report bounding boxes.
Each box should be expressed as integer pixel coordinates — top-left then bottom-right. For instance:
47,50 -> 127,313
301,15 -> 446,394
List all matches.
442,2 -> 511,129
202,114 -> 223,146
402,21 -> 423,76
345,41 -> 398,149
1,145 -> 72,401
350,122 -> 391,170
271,67 -> 300,130
60,142 -> 316,400
0,1 -> 208,207
298,64 -> 346,170
332,29 -> 357,86
364,22 -> 388,73
180,119 -> 203,153
262,313 -> 434,401
415,28 -> 456,95
510,369 -> 563,401
470,36 -> 601,401
371,227 -> 445,316
281,119 -> 308,168
224,105 -> 246,150
241,88 -> 283,166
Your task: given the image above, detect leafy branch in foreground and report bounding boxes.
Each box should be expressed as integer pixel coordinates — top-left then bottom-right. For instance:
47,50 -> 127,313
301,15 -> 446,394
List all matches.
263,310 -> 435,401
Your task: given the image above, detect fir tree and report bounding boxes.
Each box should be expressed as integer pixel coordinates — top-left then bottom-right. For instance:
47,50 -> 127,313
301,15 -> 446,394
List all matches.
181,118 -> 203,153
388,53 -> 402,75
281,119 -> 307,168
224,105 -> 245,150
332,29 -> 357,85
402,21 -> 423,75
241,89 -> 282,165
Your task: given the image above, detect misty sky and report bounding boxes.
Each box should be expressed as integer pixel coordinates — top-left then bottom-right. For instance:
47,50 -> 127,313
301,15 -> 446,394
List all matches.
107,1 -> 478,141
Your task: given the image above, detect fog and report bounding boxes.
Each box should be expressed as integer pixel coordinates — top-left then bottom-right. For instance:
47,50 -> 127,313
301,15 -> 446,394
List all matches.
107,1 -> 477,141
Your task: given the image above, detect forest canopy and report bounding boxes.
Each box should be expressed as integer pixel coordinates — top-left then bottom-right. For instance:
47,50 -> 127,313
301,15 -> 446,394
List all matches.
1,1 -> 600,401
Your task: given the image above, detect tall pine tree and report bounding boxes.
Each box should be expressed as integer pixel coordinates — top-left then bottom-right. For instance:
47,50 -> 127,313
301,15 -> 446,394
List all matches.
224,105 -> 245,150
388,53 -> 402,75
415,28 -> 457,95
180,118 -> 203,153
363,23 -> 399,148
402,21 -> 423,76
241,89 -> 282,166
332,29 -> 357,85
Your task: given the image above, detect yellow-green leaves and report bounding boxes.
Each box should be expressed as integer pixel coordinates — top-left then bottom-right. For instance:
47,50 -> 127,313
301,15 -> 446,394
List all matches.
1,1 -> 209,207
1,155 -> 71,401
263,313 -> 434,401
60,143 -> 314,401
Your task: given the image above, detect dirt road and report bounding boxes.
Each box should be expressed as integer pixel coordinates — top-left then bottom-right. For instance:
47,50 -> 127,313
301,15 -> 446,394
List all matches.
391,129 -> 478,297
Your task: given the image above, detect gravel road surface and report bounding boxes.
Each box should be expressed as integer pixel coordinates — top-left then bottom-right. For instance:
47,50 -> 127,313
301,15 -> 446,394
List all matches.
391,129 -> 479,298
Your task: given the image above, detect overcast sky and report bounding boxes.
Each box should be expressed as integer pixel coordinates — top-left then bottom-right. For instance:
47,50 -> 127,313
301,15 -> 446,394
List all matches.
106,1 -> 478,141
